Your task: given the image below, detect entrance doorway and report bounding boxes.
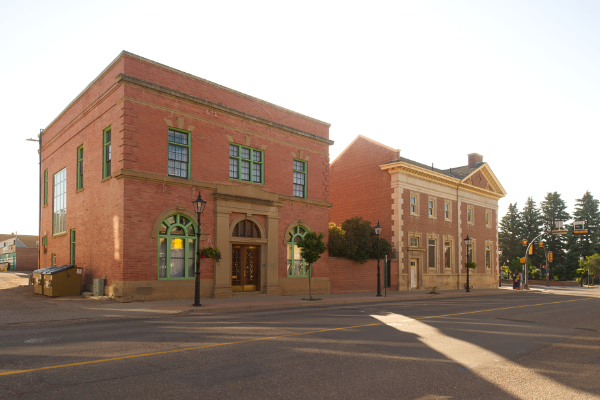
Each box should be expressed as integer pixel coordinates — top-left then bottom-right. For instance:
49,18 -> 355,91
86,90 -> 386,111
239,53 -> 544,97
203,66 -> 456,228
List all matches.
232,245 -> 260,292
410,259 -> 417,289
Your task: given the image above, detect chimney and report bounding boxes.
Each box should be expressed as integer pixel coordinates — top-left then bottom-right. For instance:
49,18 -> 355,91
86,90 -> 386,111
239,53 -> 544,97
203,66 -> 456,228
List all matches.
468,153 -> 483,166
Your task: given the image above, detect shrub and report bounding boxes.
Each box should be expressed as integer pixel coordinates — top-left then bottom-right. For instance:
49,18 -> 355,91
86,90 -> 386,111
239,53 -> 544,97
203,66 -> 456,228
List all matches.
328,223 -> 346,257
329,217 -> 392,264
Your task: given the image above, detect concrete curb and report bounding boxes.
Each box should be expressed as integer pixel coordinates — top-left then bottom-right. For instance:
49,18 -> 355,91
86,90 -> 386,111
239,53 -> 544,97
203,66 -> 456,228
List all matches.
179,289 -> 527,314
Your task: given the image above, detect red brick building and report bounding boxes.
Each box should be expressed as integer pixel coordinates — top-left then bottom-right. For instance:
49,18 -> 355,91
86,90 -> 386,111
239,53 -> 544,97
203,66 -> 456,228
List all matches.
0,234 -> 38,271
40,51 -> 333,301
330,135 -> 506,290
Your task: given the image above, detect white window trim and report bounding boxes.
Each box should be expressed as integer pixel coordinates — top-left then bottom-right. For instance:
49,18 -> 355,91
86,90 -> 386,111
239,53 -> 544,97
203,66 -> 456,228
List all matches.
408,231 -> 421,248
467,205 -> 474,225
426,234 -> 438,271
485,209 -> 492,228
444,200 -> 452,222
410,192 -> 420,216
428,197 -> 436,219
485,241 -> 493,269
443,235 -> 454,271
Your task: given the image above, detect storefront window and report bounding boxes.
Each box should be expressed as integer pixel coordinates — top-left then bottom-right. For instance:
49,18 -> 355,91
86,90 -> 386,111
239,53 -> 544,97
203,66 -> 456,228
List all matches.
158,214 -> 197,279
287,226 -> 308,277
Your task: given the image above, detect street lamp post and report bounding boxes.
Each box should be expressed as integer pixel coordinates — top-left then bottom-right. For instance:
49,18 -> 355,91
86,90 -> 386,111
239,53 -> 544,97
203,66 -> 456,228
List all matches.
464,235 -> 472,293
192,192 -> 207,307
26,130 -> 43,270
374,221 -> 382,297
498,249 -> 503,287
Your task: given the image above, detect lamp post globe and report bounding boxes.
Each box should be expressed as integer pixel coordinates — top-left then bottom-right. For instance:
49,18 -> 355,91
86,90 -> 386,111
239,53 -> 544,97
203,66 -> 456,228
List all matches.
374,221 -> 382,297
464,235 -> 472,293
192,192 -> 207,307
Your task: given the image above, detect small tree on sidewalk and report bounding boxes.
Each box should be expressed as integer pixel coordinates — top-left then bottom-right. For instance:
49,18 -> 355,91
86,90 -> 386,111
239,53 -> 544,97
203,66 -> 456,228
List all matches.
296,231 -> 327,300
579,254 -> 600,286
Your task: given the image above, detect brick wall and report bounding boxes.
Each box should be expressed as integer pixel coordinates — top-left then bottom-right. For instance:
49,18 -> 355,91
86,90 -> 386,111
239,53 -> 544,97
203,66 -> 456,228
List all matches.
15,247 -> 38,271
329,136 -> 398,243
329,257 -> 398,293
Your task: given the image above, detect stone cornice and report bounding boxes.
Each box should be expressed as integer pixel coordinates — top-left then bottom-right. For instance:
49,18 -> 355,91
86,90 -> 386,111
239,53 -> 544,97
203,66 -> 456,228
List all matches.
278,194 -> 333,209
382,162 -> 504,200
116,74 -> 334,146
212,192 -> 284,207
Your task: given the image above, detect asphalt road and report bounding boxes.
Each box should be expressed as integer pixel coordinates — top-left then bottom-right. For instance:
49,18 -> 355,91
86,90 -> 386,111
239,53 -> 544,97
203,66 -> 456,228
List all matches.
1,291 -> 600,399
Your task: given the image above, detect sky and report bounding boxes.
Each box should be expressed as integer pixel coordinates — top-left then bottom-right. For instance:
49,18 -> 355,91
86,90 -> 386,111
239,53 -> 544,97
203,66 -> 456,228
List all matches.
1,0 -> 599,235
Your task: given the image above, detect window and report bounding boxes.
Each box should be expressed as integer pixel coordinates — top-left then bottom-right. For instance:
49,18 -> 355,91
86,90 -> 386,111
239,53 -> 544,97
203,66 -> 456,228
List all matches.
410,237 -> 419,247
445,201 -> 451,221
287,226 -> 308,276
51,253 -> 56,266
103,127 -> 111,178
485,243 -> 492,269
467,206 -> 474,224
428,239 -> 436,269
485,210 -> 492,227
409,193 -> 420,216
229,144 -> 263,183
70,229 -> 76,265
428,198 -> 436,218
52,168 -> 67,235
77,146 -> 83,190
158,214 -> 197,279
444,240 -> 451,269
293,160 -> 306,198
168,129 -> 190,178
44,169 -> 48,205
232,219 -> 261,238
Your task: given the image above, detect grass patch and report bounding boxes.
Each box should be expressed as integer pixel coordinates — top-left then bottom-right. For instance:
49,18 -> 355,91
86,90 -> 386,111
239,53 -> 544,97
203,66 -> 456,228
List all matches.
302,298 -> 322,301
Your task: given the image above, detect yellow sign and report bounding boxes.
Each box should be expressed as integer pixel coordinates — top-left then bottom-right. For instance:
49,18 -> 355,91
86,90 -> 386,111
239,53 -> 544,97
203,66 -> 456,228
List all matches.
520,257 -> 526,264
574,229 -> 589,234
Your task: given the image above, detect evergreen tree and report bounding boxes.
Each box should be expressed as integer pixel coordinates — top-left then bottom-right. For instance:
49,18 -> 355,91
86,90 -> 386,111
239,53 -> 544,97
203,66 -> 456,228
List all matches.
499,203 -> 523,266
564,191 -> 600,279
520,197 -> 544,270
540,192 -> 570,279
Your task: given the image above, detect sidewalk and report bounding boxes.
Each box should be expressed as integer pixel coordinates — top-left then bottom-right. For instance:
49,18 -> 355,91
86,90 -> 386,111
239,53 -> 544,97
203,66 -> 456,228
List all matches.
0,277 -> 523,325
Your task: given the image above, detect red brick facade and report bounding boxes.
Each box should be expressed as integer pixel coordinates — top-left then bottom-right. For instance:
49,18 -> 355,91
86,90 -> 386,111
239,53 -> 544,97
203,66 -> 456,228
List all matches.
330,136 -> 506,291
40,51 -> 333,300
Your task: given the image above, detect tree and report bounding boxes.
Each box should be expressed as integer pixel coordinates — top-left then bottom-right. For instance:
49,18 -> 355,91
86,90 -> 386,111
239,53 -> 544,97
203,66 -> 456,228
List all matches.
340,217 -> 373,264
520,197 -> 544,268
499,203 -> 523,266
327,223 -> 346,257
296,231 -> 327,300
580,254 -> 600,285
540,192 -> 570,279
572,191 -> 600,257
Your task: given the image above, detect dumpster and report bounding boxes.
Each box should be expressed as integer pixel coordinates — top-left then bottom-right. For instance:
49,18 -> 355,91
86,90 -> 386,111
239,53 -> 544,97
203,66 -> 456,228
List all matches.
31,265 -> 83,297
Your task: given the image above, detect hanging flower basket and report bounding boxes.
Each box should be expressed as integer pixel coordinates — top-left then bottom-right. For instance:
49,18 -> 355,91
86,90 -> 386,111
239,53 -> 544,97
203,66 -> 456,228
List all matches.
465,262 -> 477,269
199,245 -> 222,264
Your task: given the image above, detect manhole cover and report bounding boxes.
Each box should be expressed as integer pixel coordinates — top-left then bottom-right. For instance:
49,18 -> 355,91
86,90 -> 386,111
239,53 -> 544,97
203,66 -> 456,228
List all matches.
24,337 -> 60,344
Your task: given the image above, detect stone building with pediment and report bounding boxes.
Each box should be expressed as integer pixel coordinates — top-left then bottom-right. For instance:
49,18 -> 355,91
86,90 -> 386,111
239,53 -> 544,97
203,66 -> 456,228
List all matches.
39,51 -> 333,301
330,135 -> 506,290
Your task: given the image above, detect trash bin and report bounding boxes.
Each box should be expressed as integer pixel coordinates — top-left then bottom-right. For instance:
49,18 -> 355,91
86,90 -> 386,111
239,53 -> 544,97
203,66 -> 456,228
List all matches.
31,265 -> 83,297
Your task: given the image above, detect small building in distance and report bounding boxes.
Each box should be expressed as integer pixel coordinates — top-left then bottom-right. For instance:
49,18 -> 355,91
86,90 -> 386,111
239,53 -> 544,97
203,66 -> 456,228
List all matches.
0,234 -> 39,271
330,135 -> 506,291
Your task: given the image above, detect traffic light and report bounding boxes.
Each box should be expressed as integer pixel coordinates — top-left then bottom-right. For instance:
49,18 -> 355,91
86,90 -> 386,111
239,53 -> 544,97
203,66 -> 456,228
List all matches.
520,257 -> 526,263
529,246 -> 533,255
539,241 -> 544,248
522,239 -> 527,246
548,251 -> 553,262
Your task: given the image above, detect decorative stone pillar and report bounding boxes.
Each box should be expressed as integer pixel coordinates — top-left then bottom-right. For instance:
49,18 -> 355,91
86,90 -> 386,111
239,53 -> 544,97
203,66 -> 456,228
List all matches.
265,214 -> 281,295
214,210 -> 232,298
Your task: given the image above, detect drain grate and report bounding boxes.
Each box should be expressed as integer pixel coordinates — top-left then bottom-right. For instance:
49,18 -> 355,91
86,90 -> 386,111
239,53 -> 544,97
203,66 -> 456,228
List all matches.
24,337 -> 61,344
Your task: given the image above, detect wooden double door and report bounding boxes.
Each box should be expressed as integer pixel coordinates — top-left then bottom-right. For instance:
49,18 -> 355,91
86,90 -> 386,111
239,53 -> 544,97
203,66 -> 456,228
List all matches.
232,245 -> 260,292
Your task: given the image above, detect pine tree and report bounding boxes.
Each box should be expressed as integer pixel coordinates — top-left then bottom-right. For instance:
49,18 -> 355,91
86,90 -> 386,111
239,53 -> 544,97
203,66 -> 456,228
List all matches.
499,203 -> 523,266
540,192 -> 570,279
564,191 -> 600,279
520,197 -> 544,270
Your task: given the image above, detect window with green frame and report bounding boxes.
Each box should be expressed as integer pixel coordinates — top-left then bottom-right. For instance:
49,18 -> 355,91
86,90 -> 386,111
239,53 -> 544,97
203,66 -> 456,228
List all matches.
51,253 -> 56,266
293,159 -> 306,198
287,226 -> 308,277
229,144 -> 263,183
70,229 -> 76,265
168,129 -> 190,178
77,146 -> 83,190
103,127 -> 111,178
158,214 -> 197,279
44,169 -> 48,205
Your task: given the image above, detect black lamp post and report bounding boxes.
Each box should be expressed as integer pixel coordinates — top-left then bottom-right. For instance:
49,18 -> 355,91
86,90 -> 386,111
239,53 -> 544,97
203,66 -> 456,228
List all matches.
374,221 -> 382,297
192,192 -> 207,307
498,249 -> 503,287
464,235 -> 472,293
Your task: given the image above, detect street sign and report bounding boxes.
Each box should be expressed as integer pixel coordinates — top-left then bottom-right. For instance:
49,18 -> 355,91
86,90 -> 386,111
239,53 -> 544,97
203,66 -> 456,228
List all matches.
552,229 -> 568,235
574,229 -> 589,234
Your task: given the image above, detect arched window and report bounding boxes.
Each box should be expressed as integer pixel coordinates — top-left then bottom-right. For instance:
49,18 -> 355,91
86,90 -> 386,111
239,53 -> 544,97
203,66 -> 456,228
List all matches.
287,226 -> 307,277
232,219 -> 261,238
158,214 -> 197,279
